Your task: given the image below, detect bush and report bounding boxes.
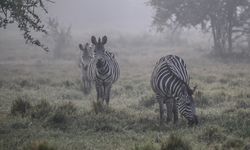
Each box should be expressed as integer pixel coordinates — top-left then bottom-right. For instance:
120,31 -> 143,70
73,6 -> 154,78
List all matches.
23,141 -> 57,150
199,125 -> 226,144
31,100 -> 52,120
221,138 -> 245,150
161,134 -> 191,150
11,96 -> 32,117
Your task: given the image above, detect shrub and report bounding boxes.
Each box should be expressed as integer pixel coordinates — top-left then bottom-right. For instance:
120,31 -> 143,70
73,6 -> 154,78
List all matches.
23,141 -> 57,150
199,125 -> 226,144
11,96 -> 32,117
31,100 -> 52,120
221,138 -> 245,150
161,134 -> 191,150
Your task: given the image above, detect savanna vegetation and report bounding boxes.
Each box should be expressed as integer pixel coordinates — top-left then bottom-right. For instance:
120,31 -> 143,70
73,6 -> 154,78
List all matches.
0,34 -> 250,149
1,0 -> 250,149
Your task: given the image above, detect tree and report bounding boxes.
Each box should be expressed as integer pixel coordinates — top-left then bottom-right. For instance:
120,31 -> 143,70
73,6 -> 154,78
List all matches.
149,0 -> 250,56
0,0 -> 53,51
44,18 -> 73,59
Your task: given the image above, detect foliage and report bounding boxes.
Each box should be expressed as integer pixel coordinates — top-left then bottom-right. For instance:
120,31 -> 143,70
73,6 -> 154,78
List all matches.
44,18 -> 73,58
149,0 -> 250,56
0,0 -> 52,51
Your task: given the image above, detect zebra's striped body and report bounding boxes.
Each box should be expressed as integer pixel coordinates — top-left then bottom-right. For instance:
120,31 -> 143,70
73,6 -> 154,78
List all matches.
151,55 -> 198,125
88,36 -> 120,104
78,43 -> 93,94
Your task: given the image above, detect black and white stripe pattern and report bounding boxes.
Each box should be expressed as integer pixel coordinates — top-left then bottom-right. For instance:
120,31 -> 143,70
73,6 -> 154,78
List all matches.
88,36 -> 120,105
78,43 -> 93,95
151,55 -> 198,125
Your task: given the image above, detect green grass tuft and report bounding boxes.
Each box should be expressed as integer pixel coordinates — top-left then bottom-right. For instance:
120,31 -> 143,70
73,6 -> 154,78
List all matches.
11,96 -> 32,117
221,138 -> 245,150
31,100 -> 52,120
199,125 -> 226,144
161,134 -> 191,150
23,141 -> 57,150
139,95 -> 156,108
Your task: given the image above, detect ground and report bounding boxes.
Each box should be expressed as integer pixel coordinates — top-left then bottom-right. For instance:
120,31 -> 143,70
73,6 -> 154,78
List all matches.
0,44 -> 250,150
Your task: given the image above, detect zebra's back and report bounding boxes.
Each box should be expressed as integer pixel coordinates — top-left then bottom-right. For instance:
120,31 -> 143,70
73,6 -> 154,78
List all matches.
151,55 -> 189,97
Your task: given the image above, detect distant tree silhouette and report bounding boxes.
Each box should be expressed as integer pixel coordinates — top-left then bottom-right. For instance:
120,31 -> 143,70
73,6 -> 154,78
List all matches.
149,0 -> 250,56
0,0 -> 53,51
45,18 -> 72,59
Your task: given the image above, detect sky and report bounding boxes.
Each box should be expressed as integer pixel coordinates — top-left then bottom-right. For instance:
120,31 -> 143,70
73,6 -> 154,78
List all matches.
48,0 -> 153,35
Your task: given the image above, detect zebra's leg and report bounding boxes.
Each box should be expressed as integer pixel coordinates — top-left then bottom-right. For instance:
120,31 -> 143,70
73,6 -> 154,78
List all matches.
95,83 -> 101,102
104,84 -> 112,105
165,98 -> 173,123
86,80 -> 91,94
83,80 -> 88,94
173,99 -> 178,124
156,94 -> 165,124
88,80 -> 92,93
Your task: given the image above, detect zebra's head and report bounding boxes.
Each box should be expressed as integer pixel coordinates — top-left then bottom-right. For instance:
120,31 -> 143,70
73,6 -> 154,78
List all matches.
91,36 -> 107,64
178,85 -> 198,126
79,43 -> 93,64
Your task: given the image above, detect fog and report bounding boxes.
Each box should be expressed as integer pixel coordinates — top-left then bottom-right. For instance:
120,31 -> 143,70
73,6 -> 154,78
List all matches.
48,0 -> 153,35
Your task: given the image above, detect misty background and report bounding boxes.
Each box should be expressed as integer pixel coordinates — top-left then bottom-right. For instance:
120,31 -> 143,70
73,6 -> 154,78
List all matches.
0,0 -> 208,54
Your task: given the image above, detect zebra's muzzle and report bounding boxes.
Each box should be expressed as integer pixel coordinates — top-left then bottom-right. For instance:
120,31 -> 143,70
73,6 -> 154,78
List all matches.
188,115 -> 198,126
96,59 -> 104,68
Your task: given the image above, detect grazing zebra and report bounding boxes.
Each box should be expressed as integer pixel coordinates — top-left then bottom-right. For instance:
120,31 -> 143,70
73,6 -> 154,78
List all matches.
78,43 -> 93,94
151,55 -> 198,125
88,36 -> 120,105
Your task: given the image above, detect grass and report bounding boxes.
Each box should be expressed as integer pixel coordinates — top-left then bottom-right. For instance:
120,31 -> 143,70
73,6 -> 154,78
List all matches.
0,45 -> 250,150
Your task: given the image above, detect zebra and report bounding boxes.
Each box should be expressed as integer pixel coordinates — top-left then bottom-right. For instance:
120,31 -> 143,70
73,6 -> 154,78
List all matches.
88,36 -> 120,105
151,55 -> 198,125
78,42 -> 93,94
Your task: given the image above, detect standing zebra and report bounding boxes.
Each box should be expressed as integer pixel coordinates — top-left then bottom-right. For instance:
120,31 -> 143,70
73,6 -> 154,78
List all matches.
88,36 -> 120,105
79,43 -> 93,94
151,55 -> 198,125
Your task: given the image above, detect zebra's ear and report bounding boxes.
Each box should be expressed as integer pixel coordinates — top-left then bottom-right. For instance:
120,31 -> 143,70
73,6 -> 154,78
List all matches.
91,36 -> 97,45
188,85 -> 197,95
102,36 -> 107,45
79,44 -> 84,51
85,43 -> 89,48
